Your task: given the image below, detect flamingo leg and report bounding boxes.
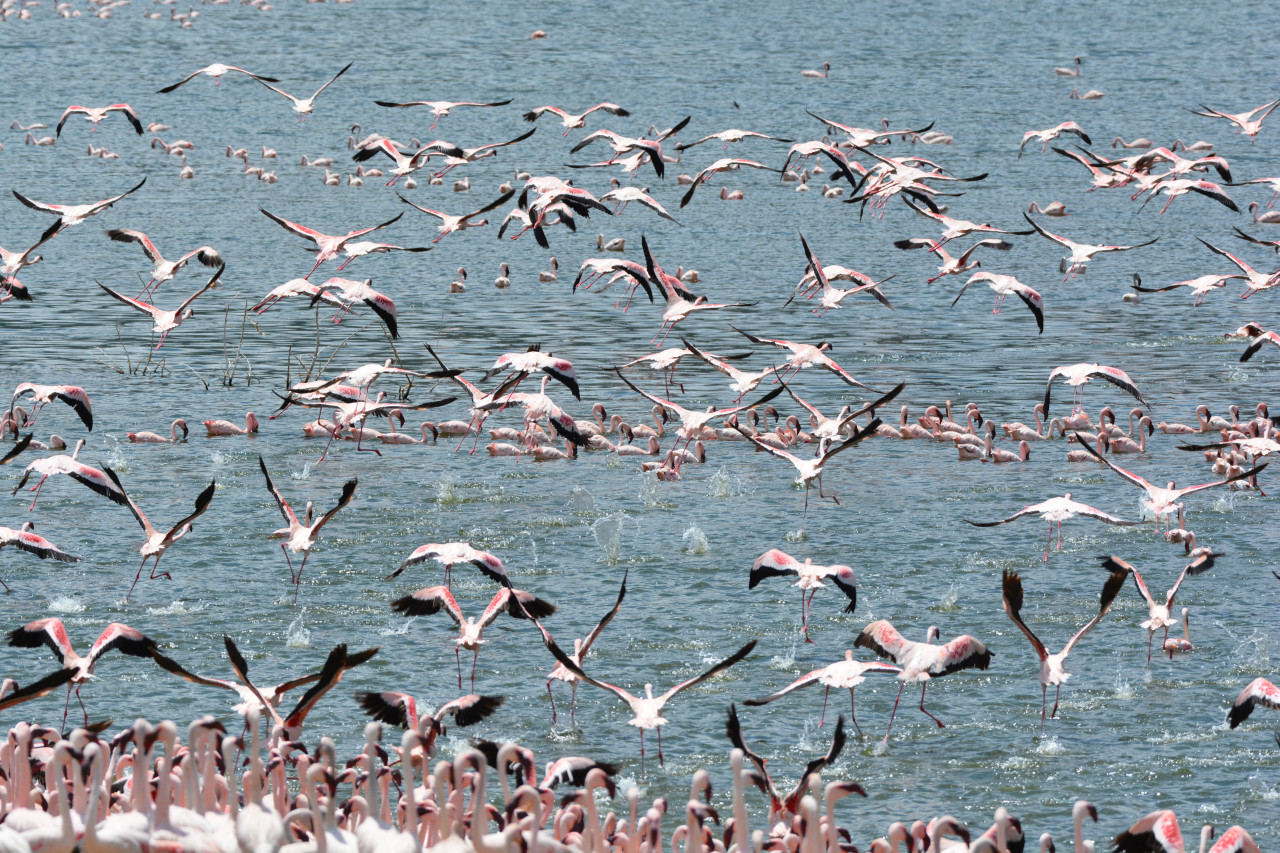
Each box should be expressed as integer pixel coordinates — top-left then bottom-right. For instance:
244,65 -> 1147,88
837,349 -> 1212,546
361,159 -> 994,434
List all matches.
293,552 -> 309,603
77,685 -> 88,725
882,682 -> 906,744
0,575 -> 8,593
818,685 -> 830,728
471,649 -> 479,689
1051,684 -> 1061,719
148,554 -> 171,581
919,683 -> 945,728
1040,684 -> 1047,736
547,680 -> 557,725
1146,630 -> 1154,669
638,729 -> 646,781
1044,523 -> 1052,562
27,473 -> 51,511
61,683 -> 73,731
570,681 -> 578,727
455,647 -> 463,689
656,726 -> 664,767
125,556 -> 148,601
318,423 -> 341,462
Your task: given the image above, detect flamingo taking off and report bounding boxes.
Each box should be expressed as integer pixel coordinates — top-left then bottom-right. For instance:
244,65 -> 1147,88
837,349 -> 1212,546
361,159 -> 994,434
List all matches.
743,649 -> 900,732
1187,97 -> 1280,141
1043,363 -> 1148,415
726,703 -> 853,820
97,263 -> 224,349
385,541 -> 507,586
855,620 -> 993,741
952,272 -> 1044,334
0,521 -> 81,592
258,455 -> 357,601
523,103 -> 631,134
1024,213 -> 1159,279
965,493 -> 1141,561
105,228 -> 224,297
1002,568 -> 1127,732
259,208 -> 404,279
10,438 -> 127,510
398,190 -> 515,242
1099,553 -> 1219,666
12,177 -> 146,233
1018,122 -> 1091,157
10,383 -> 93,431
55,104 -> 143,136
748,548 -> 858,641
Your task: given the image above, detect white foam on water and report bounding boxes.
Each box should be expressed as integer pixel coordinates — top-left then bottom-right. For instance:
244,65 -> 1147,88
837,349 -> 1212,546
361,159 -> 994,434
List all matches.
146,601 -> 205,616
784,528 -> 807,542
592,513 -> 630,564
48,596 -> 85,613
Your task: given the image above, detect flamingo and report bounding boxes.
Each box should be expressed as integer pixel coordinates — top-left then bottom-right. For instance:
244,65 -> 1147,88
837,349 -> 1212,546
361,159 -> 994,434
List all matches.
255,62 -> 352,119
390,584 -> 555,688
335,240 -> 432,271
480,347 -> 581,399
679,158 -> 780,207
153,634 -> 377,721
1114,811 -> 1185,853
10,438 -> 126,510
904,198 -> 1033,243
251,278 -> 349,316
1130,272 -> 1245,305
374,96 -> 512,127
1187,97 -> 1280,141
543,633 -> 756,777
10,383 -> 93,431
1002,568 -> 1127,732
1196,239 -> 1280,298
1100,553 -> 1219,666
600,186 -> 679,221
678,128 -> 793,151
1028,201 -> 1070,215
203,411 -> 259,436
801,61 -> 831,78
307,276 -> 399,338
1055,56 -> 1082,75
679,338 -> 786,402
398,190 -> 514,241
614,369 -> 783,458
523,103 -> 631,134
748,548 -> 858,641
854,620 -> 993,741
386,541 -> 507,586
1227,677 -> 1280,729
0,521 -> 81,592
102,466 -> 215,600
96,263 -> 224,349
1043,363 -> 1148,415
55,103 -> 142,136
1024,213 -> 1159,278
743,649 -> 900,732
6,618 -> 156,727
965,493 -> 1141,561
734,419 -> 881,521
527,571 -> 626,725
258,455 -> 357,601
731,327 -> 879,390
12,177 -> 146,233
1069,88 -> 1105,100
952,272 -> 1044,333
1162,608 -> 1194,658
1207,827 -> 1262,853
1019,122 -> 1092,157
725,703 -> 852,819
157,63 -> 280,91
105,229 -> 224,297
259,207 -> 404,279
894,236 -> 1013,283
0,229 -> 53,298
1075,438 -> 1266,530
789,232 -> 895,315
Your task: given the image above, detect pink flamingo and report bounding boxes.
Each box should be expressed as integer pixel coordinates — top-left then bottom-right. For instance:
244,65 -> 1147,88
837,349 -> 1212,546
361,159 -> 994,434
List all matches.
1043,363 -> 1148,415
259,455 -> 357,601
748,548 -> 858,641
1100,553 -> 1218,666
10,382 -> 93,431
156,63 -> 280,92
55,103 -> 143,136
10,438 -> 127,510
203,411 -> 259,436
743,649 -> 901,732
105,228 -> 223,298
0,521 -> 81,592
1227,677 -> 1280,729
127,418 -> 188,443
259,207 -> 404,279
385,541 -> 507,586
12,177 -> 146,233
966,492 -> 1140,561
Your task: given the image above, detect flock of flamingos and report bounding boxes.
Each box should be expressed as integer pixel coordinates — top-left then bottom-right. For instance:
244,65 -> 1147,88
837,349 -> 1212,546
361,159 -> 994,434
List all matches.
1,16 -> 1279,853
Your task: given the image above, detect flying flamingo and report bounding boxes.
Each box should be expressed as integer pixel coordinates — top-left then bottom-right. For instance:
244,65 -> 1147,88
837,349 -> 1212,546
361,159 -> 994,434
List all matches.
12,177 -> 146,233
258,455 -> 357,601
385,541 -> 507,586
543,631 -> 756,777
742,649 -> 900,732
0,521 -> 81,592
255,62 -> 352,119
1187,97 -> 1280,141
748,548 -> 858,641
1075,438 -> 1266,530
679,337 -> 786,402
1,229 -> 54,298
965,492 -> 1141,561
523,103 -> 631,134
679,158 -> 780,207
1227,677 -> 1280,729
904,198 -> 1034,244
1018,122 -> 1092,157
894,236 -> 1013,283
1196,239 -> 1280,298
10,382 -> 93,430
55,103 -> 143,136
259,208 -> 404,279
97,263 -> 224,349
336,240 -> 432,270
10,438 -> 127,510
1024,213 -> 1159,279
1043,363 -> 1148,415
374,97 -> 513,128
6,617 -> 156,728
276,643 -> 379,738
528,571 -> 627,725
599,186 -> 679,221
307,276 -> 399,338
731,327 -> 879,390
790,232 -> 895,315
390,584 -> 555,688
102,466 -> 215,600
156,63 -> 280,92
676,128 -> 793,150
1130,272 -> 1246,305
734,418 -> 882,521
854,620 -> 993,742
480,347 -> 581,399
1099,553 -> 1219,666
725,703 -> 852,819
356,689 -> 505,733
952,272 -> 1044,333
104,228 -> 223,297
397,190 -> 515,241
1002,568 -> 1127,732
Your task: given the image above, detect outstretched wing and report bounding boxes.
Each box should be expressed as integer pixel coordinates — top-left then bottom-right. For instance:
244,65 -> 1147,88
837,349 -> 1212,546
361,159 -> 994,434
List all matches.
580,569 -> 627,655
1062,568 -> 1128,656
311,478 -> 357,535
257,456 -> 298,525
165,479 -> 216,543
660,640 -> 756,702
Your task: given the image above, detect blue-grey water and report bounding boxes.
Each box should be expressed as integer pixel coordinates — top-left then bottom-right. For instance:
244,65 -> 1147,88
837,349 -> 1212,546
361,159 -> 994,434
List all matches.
2,0 -> 1279,842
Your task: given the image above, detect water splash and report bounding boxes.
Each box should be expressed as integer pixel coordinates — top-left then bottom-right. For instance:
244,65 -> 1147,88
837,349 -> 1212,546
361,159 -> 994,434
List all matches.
379,617 -> 416,637
682,525 -> 709,554
105,440 -> 126,469
638,471 -> 661,507
286,611 -> 311,648
932,583 -> 961,612
208,450 -> 227,467
146,600 -> 205,616
571,486 -> 595,512
1113,671 -> 1135,700
291,461 -> 313,480
784,528 -> 807,542
706,466 -> 742,498
48,596 -> 85,613
1232,628 -> 1270,669
592,513 -> 630,564
436,475 -> 459,504
1035,735 -> 1066,755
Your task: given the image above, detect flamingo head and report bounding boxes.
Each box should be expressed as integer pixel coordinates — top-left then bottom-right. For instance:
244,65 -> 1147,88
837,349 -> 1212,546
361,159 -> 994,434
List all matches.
926,625 -> 941,644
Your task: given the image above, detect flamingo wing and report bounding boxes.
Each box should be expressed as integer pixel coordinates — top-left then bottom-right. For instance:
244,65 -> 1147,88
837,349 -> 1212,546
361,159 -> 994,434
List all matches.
748,548 -> 801,587
1207,827 -> 1260,853
97,281 -> 162,320
931,634 -> 993,676
613,367 -> 682,415
342,211 -> 405,242
106,228 -> 163,262
1072,433 -> 1156,491
309,62 -> 353,100
390,586 -> 465,625
724,703 -> 780,807
541,632 -> 636,705
660,639 -> 757,702
151,651 -> 240,691
310,478 -> 357,536
1022,212 -> 1075,249
435,693 -> 505,727
356,690 -> 418,729
1173,462 -> 1268,498
156,69 -> 208,93
963,505 -> 1040,527
281,644 -> 348,730
485,587 -> 556,626
1089,365 -> 1148,406
176,264 -> 225,314
855,619 -> 911,663
783,715 -> 847,814
2,434 -> 32,465
7,617 -> 75,664
87,623 -> 156,666
1114,810 -> 1183,853
580,569 -> 627,655
257,456 -> 298,525
386,543 -> 442,580
1228,677 -> 1280,728
1064,498 -> 1142,526
67,463 -> 128,506
1,526 -> 80,562
163,479 -> 217,544
741,668 -> 826,705
1012,284 -> 1045,334
1099,555 -> 1155,606
92,178 -> 147,214
0,668 -> 76,711
733,425 -> 804,468
101,466 -> 154,535
1166,550 -> 1221,604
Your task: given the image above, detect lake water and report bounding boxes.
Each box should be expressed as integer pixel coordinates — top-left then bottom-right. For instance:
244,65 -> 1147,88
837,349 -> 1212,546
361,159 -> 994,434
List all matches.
2,0 -> 1279,842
